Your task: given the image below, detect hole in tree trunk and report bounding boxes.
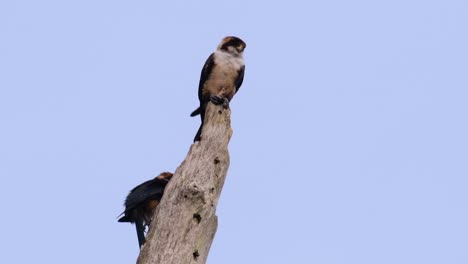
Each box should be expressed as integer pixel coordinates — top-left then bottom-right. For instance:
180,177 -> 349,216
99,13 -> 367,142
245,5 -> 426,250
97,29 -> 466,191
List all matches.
193,250 -> 200,260
193,213 -> 202,223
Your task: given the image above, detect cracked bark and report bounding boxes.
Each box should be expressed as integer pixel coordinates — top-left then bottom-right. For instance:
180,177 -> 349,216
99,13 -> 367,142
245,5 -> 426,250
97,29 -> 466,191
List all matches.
137,103 -> 232,264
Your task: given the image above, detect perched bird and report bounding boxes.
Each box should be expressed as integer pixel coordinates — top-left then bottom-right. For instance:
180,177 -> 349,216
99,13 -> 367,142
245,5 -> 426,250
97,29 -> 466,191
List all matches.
190,36 -> 246,142
118,172 -> 173,248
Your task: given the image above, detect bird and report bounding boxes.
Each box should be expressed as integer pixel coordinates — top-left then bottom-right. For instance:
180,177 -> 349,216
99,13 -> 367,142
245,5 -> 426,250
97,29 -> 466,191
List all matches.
190,36 -> 246,142
118,172 -> 173,248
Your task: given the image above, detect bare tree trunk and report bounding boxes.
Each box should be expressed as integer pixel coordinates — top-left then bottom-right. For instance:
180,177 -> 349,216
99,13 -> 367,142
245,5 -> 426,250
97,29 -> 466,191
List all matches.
137,103 -> 232,264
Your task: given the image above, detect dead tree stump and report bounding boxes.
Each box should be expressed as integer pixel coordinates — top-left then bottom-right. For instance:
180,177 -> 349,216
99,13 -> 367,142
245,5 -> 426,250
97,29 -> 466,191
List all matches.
137,103 -> 232,264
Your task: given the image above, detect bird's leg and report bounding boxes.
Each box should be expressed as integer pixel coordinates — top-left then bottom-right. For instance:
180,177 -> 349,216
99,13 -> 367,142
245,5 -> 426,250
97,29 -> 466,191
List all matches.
210,95 -> 230,109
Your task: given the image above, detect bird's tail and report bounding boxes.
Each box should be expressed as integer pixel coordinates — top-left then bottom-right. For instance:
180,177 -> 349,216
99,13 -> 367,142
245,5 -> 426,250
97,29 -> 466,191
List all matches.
193,122 -> 203,142
190,106 -> 201,117
135,220 -> 146,248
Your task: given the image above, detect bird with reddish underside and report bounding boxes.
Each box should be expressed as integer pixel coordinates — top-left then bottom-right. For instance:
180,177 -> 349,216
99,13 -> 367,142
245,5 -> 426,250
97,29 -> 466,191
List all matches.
118,172 -> 173,248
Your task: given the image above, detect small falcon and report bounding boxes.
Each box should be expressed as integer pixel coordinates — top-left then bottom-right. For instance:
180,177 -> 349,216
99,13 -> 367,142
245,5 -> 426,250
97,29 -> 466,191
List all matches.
118,172 -> 173,248
190,36 -> 246,142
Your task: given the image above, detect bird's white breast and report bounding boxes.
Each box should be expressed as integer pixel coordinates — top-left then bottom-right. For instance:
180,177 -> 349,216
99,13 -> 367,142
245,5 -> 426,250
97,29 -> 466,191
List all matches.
213,51 -> 244,72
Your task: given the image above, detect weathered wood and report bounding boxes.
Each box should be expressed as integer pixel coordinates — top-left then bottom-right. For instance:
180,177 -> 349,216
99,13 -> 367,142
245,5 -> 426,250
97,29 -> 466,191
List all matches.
137,103 -> 232,264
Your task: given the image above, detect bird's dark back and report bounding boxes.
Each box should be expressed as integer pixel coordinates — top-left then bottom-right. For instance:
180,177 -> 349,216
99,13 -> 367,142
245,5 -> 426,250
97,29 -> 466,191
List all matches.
123,178 -> 169,212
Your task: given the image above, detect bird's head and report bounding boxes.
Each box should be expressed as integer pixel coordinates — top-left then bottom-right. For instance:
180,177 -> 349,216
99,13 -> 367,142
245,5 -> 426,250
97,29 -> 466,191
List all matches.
156,172 -> 173,181
217,36 -> 246,56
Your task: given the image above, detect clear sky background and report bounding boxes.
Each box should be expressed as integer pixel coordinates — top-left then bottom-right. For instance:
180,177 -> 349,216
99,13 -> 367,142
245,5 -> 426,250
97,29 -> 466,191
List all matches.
1,0 -> 467,263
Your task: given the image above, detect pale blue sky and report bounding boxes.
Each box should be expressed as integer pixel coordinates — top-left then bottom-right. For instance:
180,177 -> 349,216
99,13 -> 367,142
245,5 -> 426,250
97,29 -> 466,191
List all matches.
1,1 -> 467,263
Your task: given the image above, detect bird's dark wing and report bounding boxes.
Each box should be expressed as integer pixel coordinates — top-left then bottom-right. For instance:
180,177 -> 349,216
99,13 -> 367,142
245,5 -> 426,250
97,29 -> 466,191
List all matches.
234,65 -> 245,93
123,178 -> 168,212
198,53 -> 216,101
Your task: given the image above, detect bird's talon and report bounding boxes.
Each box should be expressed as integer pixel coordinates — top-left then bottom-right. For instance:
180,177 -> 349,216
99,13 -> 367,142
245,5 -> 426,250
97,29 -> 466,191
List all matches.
210,95 -> 224,105
222,98 -> 229,109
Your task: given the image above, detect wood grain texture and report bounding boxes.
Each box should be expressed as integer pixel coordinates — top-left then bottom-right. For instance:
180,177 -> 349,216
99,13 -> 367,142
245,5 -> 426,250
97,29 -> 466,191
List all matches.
137,103 -> 233,264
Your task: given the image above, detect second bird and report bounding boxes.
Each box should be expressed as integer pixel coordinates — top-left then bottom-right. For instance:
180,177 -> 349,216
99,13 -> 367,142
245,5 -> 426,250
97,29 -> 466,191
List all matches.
190,36 -> 246,142
118,172 -> 173,248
